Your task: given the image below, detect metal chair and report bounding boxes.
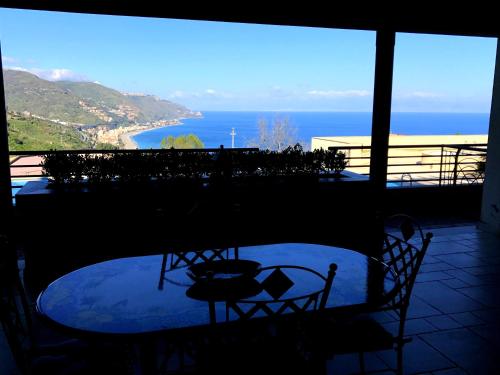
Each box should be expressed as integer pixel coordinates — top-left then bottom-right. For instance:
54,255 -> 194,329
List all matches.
196,263 -> 338,374
0,234 -> 35,374
312,214 -> 432,374
225,263 -> 337,321
158,246 -> 239,290
0,235 -> 133,374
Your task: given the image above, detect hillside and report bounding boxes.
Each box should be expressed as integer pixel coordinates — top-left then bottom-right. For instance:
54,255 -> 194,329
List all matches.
3,69 -> 200,126
7,113 -> 113,151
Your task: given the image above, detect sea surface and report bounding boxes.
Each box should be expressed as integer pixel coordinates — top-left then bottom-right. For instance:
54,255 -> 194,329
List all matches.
133,112 -> 490,150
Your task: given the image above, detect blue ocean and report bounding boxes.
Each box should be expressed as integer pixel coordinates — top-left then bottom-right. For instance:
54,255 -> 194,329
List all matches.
133,112 -> 490,149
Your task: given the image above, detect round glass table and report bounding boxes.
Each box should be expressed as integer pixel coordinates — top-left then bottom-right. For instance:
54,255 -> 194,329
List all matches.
36,243 -> 396,337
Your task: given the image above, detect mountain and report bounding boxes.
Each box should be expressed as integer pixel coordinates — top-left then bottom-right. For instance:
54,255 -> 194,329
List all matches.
3,69 -> 199,126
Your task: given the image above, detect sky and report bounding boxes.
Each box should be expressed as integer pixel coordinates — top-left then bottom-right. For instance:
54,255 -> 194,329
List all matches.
0,8 -> 497,112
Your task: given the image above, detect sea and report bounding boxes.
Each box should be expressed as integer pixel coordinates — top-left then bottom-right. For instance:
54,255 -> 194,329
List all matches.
133,112 -> 490,150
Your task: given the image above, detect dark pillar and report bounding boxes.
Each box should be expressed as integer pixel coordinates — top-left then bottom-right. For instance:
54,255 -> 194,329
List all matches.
0,43 -> 13,235
367,30 -> 396,262
480,38 -> 500,234
369,29 -> 396,193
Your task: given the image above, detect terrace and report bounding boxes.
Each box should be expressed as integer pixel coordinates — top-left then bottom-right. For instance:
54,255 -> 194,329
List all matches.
1,3 -> 500,375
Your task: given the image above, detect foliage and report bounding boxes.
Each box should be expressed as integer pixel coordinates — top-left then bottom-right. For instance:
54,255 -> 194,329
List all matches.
248,116 -> 300,151
476,156 -> 486,175
160,134 -> 205,149
41,145 -> 347,186
7,114 -> 94,151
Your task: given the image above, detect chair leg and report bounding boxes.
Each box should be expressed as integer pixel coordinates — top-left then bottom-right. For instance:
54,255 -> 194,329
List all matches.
359,351 -> 366,374
396,344 -> 404,375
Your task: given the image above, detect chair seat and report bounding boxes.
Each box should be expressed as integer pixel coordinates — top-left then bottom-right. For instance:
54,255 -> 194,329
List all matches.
311,316 -> 395,355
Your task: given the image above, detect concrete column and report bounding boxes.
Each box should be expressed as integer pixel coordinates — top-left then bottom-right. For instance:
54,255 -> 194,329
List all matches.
369,29 -> 396,193
481,38 -> 500,235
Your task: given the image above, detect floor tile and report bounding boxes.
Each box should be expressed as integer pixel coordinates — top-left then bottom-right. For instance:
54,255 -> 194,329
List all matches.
413,282 -> 485,314
378,336 -> 454,374
440,278 -> 470,289
428,236 -> 459,244
443,269 -> 485,287
422,255 -> 443,265
471,308 -> 500,325
476,255 -> 500,265
461,265 -> 500,276
420,328 -> 500,374
427,242 -> 473,256
416,271 -> 455,283
468,325 -> 500,348
457,285 -> 500,308
448,312 -> 484,327
370,311 -> 397,324
432,367 -> 469,375
383,318 -> 438,336
407,296 -> 443,319
326,352 -> 390,374
426,315 -> 462,330
420,262 -> 456,273
434,253 -> 486,268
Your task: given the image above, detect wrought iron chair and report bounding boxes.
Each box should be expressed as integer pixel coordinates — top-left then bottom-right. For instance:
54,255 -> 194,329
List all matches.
0,235 -> 133,374
194,263 -> 338,374
158,246 -> 239,290
311,214 -> 432,374
225,264 -> 337,320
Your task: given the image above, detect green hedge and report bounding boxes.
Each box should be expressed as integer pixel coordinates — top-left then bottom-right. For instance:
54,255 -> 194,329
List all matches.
41,144 -> 347,185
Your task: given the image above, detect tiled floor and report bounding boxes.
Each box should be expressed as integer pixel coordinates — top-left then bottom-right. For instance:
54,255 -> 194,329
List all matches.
1,223 -> 499,374
327,223 -> 500,374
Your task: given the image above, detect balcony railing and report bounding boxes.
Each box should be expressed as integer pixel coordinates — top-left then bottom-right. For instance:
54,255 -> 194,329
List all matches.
328,143 -> 487,187
9,143 -> 487,203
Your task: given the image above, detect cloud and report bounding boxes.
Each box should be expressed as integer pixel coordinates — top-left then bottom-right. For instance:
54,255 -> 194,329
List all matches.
37,68 -> 88,81
5,66 -> 88,81
307,89 -> 371,98
6,66 -> 30,72
395,91 -> 444,99
205,89 -> 216,95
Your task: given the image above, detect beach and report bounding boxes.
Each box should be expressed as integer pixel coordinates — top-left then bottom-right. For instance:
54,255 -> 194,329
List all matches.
86,119 -> 185,149
119,129 -> 141,149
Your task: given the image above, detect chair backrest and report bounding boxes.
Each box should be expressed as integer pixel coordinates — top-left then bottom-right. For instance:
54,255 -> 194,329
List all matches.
225,263 -> 337,321
169,247 -> 239,270
380,215 -> 433,316
0,235 -> 35,373
158,247 -> 239,289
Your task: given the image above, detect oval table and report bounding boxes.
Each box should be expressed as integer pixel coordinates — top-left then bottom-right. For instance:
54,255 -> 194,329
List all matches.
36,243 -> 396,337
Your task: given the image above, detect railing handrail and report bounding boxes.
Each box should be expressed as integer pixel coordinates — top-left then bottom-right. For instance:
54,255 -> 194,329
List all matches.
328,143 -> 488,151
9,147 -> 259,156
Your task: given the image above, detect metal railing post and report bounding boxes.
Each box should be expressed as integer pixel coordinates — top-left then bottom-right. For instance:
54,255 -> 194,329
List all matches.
452,147 -> 462,186
439,145 -> 444,187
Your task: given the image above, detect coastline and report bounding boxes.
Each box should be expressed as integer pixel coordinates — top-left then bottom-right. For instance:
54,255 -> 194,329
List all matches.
119,130 -> 141,149
87,118 -> 193,149
118,121 -> 187,149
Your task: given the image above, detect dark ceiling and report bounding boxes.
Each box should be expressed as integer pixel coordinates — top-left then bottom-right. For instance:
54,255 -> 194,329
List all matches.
0,1 -> 499,38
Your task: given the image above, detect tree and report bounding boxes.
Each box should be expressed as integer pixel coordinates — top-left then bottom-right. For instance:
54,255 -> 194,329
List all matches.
160,134 -> 204,149
249,116 -> 299,151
